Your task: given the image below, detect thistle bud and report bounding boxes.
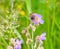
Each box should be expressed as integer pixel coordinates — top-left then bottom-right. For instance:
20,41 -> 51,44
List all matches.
21,29 -> 26,34
37,46 -> 44,49
36,36 -> 40,42
7,46 -> 13,49
26,39 -> 32,44
26,32 -> 30,37
10,38 -> 15,44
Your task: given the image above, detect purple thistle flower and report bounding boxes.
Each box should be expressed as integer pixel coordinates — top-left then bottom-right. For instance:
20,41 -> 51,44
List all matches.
40,32 -> 46,45
30,13 -> 44,25
15,39 -> 23,45
14,45 -> 21,49
36,32 -> 46,45
39,19 -> 44,24
40,32 -> 46,40
13,39 -> 23,49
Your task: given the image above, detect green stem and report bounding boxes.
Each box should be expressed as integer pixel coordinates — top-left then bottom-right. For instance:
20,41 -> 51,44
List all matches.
10,0 -> 14,12
34,41 -> 37,49
26,0 -> 32,14
0,37 -> 8,47
55,20 -> 60,29
14,29 -> 23,41
32,31 -> 34,49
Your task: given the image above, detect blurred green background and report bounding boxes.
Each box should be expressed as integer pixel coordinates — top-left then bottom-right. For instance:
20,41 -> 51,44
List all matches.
0,0 -> 60,49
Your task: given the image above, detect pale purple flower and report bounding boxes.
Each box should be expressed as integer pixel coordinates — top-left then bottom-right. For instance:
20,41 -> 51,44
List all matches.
15,39 -> 23,45
36,32 -> 46,45
14,45 -> 21,49
30,13 -> 44,25
40,32 -> 46,40
40,32 -> 46,45
13,39 -> 23,49
39,19 -> 44,24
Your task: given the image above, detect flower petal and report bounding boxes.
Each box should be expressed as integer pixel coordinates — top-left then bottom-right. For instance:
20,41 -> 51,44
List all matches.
40,40 -> 43,45
32,13 -> 42,19
14,45 -> 21,49
40,36 -> 46,40
40,19 -> 44,24
40,32 -> 46,40
16,39 -> 20,43
19,40 -> 23,45
40,32 -> 46,37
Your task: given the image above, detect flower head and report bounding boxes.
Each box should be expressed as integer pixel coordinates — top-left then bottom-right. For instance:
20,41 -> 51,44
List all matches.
30,13 -> 44,25
10,38 -> 23,49
36,32 -> 46,45
20,10 -> 25,16
14,45 -> 21,49
15,39 -> 23,45
40,32 -> 46,41
7,46 -> 13,49
40,32 -> 46,45
14,39 -> 23,49
26,32 -> 30,37
10,38 -> 15,44
36,36 -> 40,42
37,46 -> 44,49
26,39 -> 32,44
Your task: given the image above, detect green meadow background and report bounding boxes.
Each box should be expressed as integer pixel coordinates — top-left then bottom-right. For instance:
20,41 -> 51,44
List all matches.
0,0 -> 60,49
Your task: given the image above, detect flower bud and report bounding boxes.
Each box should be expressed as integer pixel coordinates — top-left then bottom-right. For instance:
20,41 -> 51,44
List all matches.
26,39 -> 32,44
26,32 -> 30,37
10,38 -> 15,44
7,46 -> 13,49
21,29 -> 26,34
37,46 -> 44,49
36,36 -> 40,42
